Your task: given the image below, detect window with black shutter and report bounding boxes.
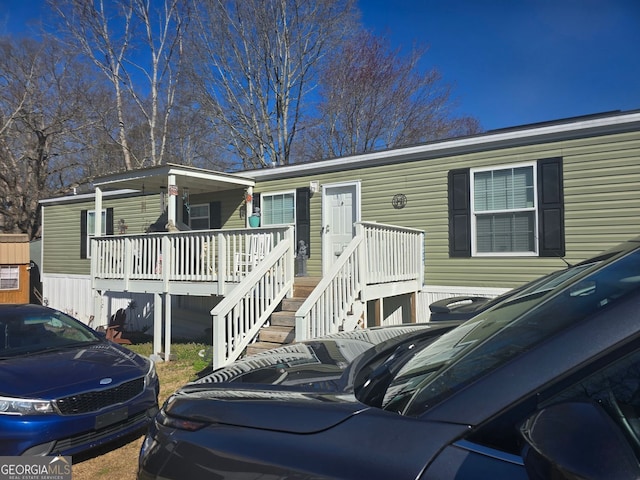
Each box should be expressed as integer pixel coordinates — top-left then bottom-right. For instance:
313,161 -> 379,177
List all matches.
448,158 -> 564,258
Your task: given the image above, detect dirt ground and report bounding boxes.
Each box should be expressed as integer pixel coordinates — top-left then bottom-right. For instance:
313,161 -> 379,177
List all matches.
71,348 -> 203,480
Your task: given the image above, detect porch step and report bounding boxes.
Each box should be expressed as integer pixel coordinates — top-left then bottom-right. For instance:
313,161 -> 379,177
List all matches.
245,341 -> 283,356
243,277 -> 320,358
270,310 -> 296,327
259,325 -> 295,343
281,297 -> 306,311
293,276 -> 321,297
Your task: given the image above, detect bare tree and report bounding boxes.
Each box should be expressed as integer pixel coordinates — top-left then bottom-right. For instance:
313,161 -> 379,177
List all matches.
298,32 -> 481,160
188,0 -> 358,169
50,0 -> 187,170
0,37 -> 102,238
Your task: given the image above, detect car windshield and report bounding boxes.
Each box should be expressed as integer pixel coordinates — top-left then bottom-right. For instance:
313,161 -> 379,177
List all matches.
381,244 -> 640,416
476,260 -> 599,313
0,309 -> 100,358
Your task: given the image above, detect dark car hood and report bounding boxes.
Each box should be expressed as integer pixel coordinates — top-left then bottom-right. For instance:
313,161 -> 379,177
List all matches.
194,322 -> 458,387
166,323 -> 460,434
166,384 -> 367,433
0,341 -> 147,399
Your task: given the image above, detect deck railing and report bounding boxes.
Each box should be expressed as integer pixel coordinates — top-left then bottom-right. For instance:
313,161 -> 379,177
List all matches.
295,222 -> 424,341
91,227 -> 289,292
211,227 -> 295,369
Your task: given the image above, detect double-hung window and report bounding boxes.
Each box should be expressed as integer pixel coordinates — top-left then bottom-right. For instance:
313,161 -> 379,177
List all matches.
0,266 -> 19,290
448,157 -> 564,258
86,210 -> 107,258
261,191 -> 296,226
471,164 -> 537,255
189,204 -> 210,230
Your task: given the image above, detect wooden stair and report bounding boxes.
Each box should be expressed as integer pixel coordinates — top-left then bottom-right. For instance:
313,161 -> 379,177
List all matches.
245,277 -> 320,356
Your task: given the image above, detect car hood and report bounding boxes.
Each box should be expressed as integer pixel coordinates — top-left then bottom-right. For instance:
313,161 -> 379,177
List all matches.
166,323 -> 460,434
0,342 -> 148,399
165,384 -> 367,433
194,322 -> 458,387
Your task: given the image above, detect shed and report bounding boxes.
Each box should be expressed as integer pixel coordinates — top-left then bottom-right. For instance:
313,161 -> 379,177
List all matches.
0,234 -> 31,304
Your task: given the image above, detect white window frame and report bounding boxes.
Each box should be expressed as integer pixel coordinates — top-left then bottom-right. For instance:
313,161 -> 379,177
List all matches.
87,209 -> 107,258
260,190 -> 296,226
470,162 -> 538,257
0,265 -> 19,290
189,203 -> 210,230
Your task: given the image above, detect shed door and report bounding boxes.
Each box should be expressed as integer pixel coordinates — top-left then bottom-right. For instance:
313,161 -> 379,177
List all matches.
322,182 -> 360,274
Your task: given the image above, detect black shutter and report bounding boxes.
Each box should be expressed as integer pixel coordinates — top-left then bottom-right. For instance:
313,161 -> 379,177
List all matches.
252,193 -> 261,214
209,201 -> 222,229
80,210 -> 88,259
106,208 -> 114,235
448,169 -> 471,257
537,157 -> 565,257
296,187 -> 311,257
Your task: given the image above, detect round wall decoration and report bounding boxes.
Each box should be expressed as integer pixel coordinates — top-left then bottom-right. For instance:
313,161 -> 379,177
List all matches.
392,194 -> 407,209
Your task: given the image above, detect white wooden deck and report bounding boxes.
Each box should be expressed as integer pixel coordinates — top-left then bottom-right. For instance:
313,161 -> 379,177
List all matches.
91,227 -> 290,296
91,222 -> 424,370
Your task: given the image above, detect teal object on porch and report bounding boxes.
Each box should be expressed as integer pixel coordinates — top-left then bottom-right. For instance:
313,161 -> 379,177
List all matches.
249,215 -> 260,227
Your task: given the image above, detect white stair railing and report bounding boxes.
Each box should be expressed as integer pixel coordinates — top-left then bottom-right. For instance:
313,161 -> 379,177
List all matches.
295,233 -> 364,341
210,227 -> 295,370
295,222 -> 424,341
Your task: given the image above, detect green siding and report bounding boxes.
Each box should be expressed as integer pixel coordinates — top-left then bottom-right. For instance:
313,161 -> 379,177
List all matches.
41,129 -> 640,290
252,130 -> 640,288
42,194 -> 163,275
189,189 -> 247,229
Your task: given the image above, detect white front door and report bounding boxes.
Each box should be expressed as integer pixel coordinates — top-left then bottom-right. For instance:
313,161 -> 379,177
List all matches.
322,182 -> 361,274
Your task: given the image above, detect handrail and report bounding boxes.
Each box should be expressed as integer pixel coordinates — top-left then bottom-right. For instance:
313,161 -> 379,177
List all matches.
360,221 -> 425,286
91,227 -> 289,291
295,222 -> 424,341
295,234 -> 364,341
210,227 -> 295,370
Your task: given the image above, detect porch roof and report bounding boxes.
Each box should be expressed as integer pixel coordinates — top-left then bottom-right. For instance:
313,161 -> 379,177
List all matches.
92,163 -> 254,195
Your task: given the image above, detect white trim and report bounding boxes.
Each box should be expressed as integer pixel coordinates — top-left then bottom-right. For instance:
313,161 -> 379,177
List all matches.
260,189 -> 297,227
39,189 -> 139,205
470,162 -> 539,257
0,266 -> 20,290
245,111 -> 640,180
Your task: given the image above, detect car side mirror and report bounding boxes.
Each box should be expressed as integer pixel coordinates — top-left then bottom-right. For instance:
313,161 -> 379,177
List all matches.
520,401 -> 640,480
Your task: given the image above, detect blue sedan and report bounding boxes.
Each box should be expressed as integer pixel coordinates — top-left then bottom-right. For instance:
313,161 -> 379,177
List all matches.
0,304 -> 159,456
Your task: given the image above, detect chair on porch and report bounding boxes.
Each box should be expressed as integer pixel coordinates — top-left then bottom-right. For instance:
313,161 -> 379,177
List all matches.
106,308 -> 132,345
234,233 -> 272,274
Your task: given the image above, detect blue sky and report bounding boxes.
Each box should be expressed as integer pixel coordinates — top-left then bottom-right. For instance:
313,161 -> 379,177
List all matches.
360,0 -> 640,130
1,0 -> 639,131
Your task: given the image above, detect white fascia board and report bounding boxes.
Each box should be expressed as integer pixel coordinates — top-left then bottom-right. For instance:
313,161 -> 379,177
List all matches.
39,189 -> 139,205
165,166 -> 254,187
245,112 -> 640,180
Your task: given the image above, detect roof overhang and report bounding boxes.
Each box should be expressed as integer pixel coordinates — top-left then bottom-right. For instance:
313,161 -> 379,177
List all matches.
92,163 -> 255,194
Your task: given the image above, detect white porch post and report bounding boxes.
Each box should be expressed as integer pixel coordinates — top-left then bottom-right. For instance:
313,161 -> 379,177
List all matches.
167,175 -> 177,226
151,293 -> 163,362
94,186 -> 103,238
164,293 -> 172,360
245,186 -> 253,227
93,187 -> 104,327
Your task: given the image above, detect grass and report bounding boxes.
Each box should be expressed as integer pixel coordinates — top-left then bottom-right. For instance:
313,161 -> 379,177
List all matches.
71,342 -> 208,480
